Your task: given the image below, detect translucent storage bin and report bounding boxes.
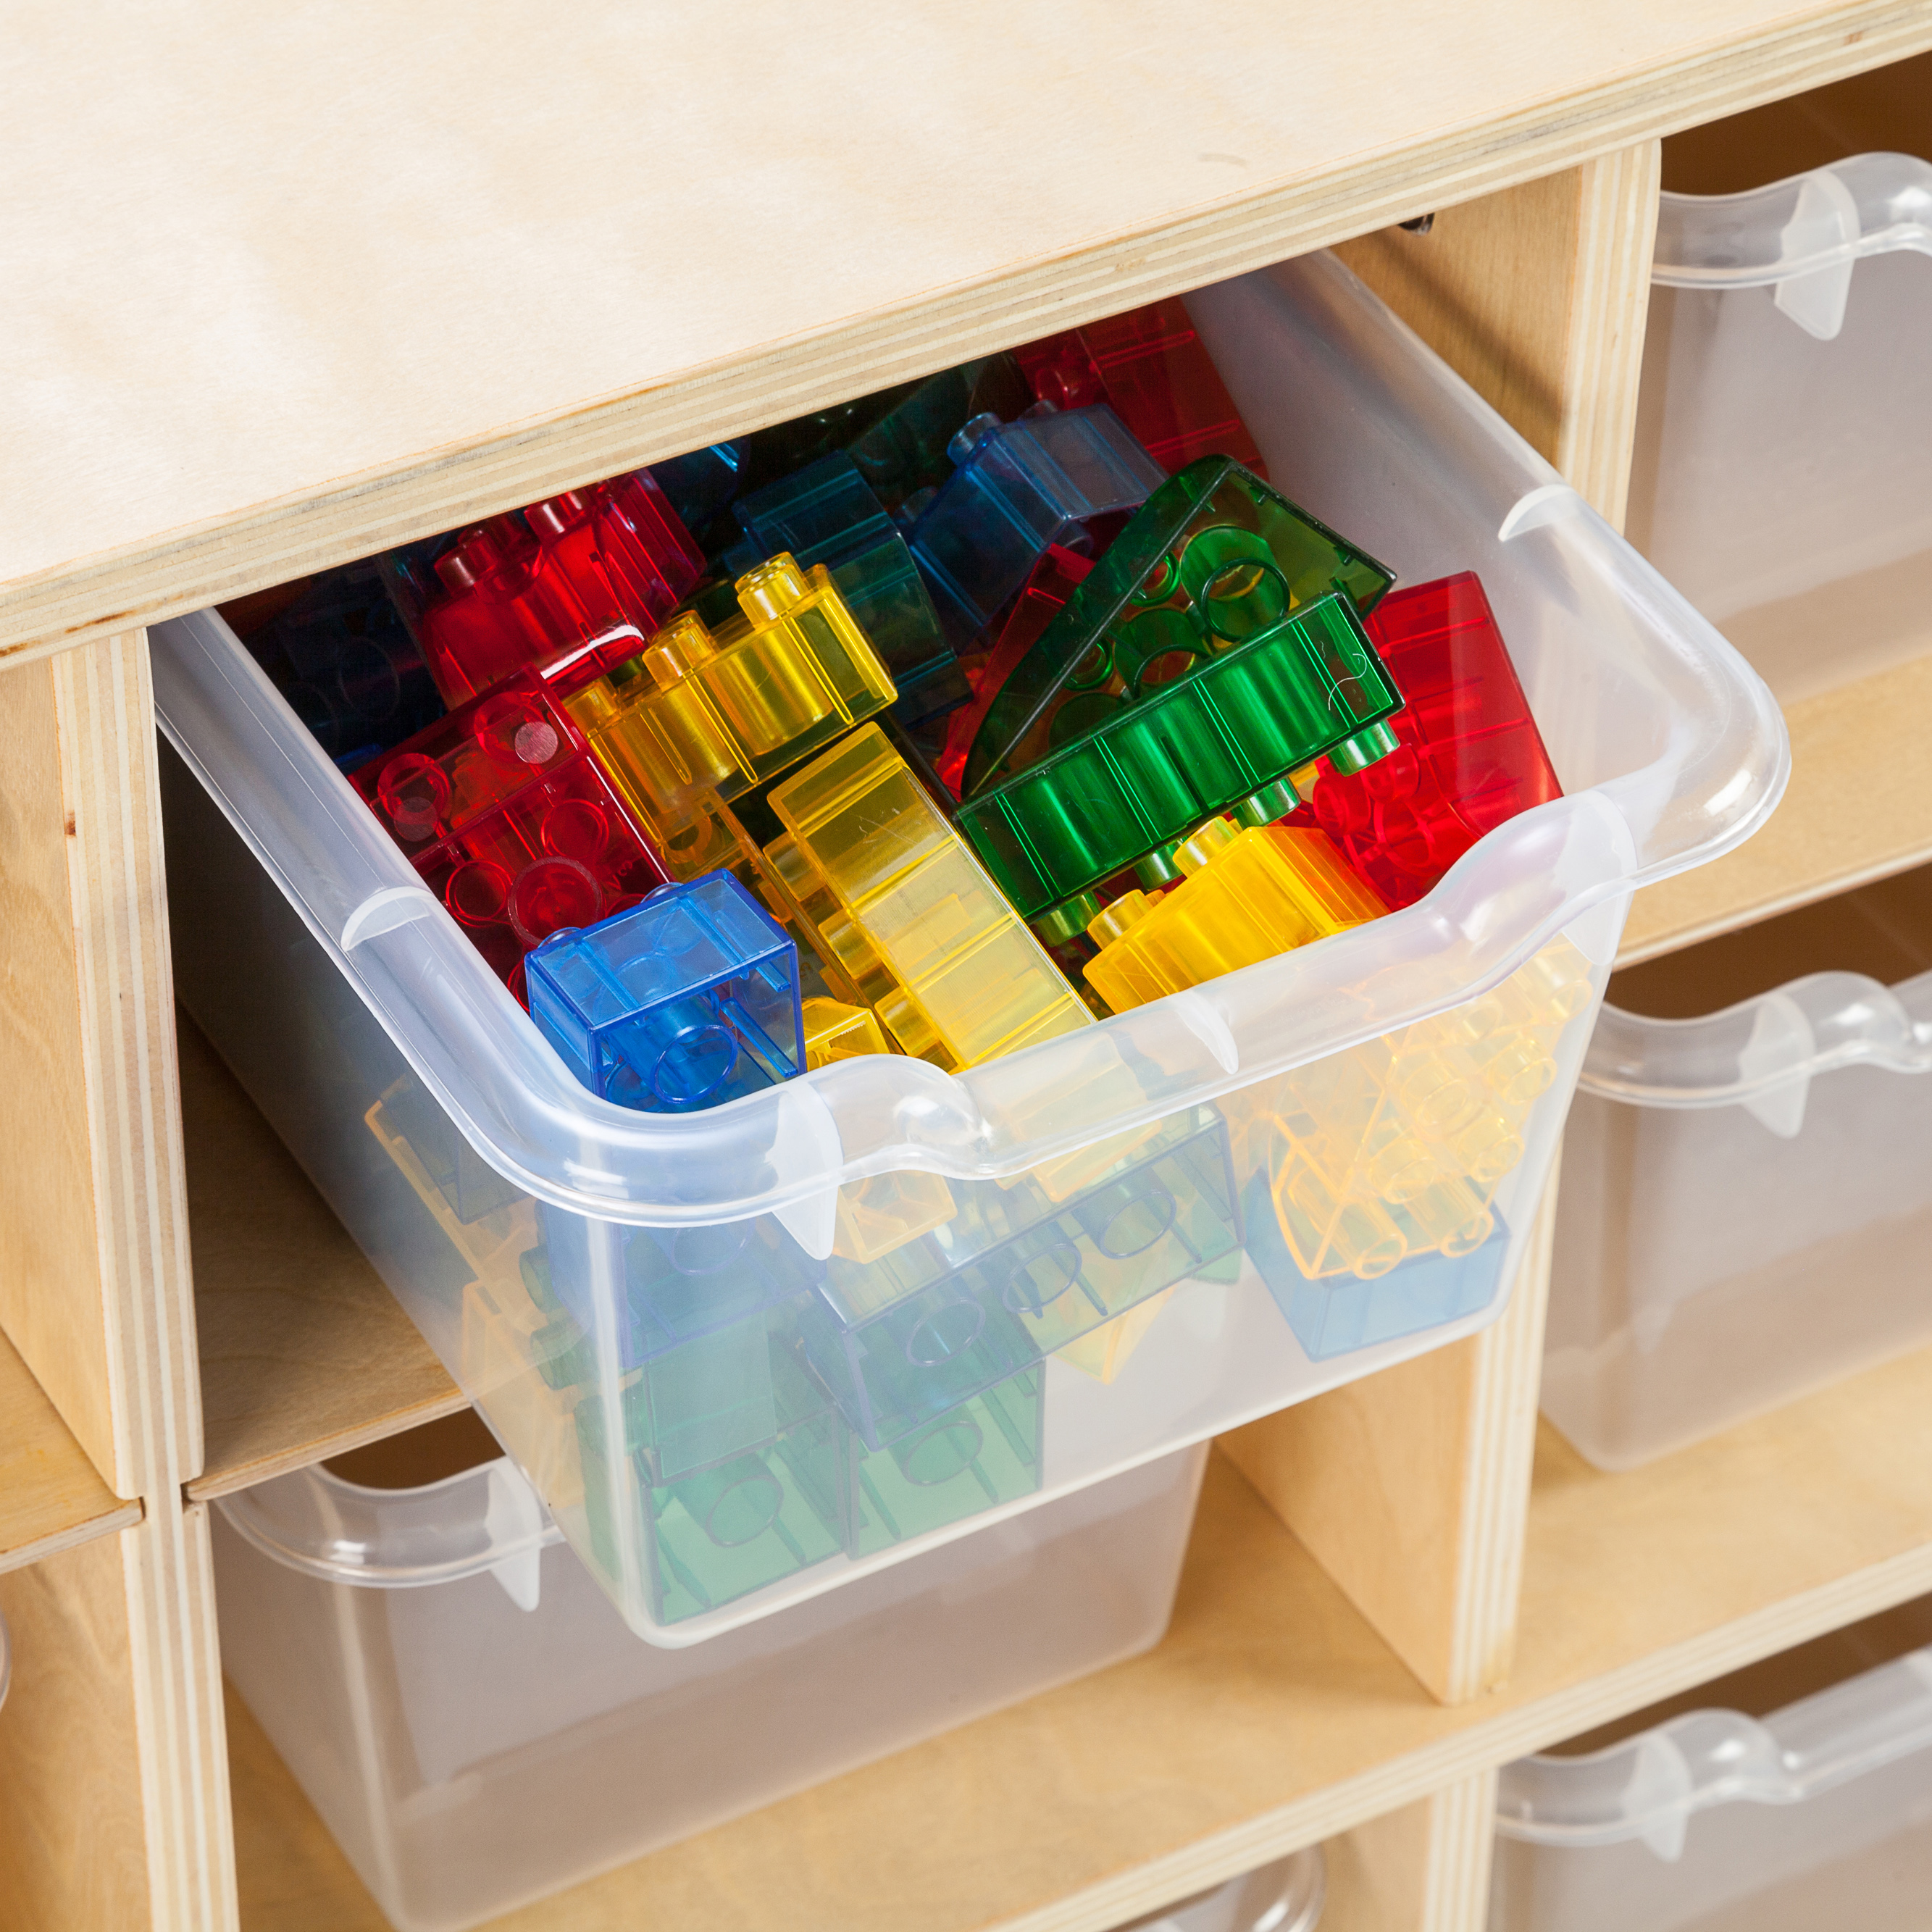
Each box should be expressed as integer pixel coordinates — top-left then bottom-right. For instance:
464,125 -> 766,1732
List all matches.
154,246 -> 1784,1643
1491,1626 -> 1932,1931
1629,152 -> 1932,703
1114,1849 -> 1325,1932
214,1422 -> 1206,1932
1547,864 -> 1932,1468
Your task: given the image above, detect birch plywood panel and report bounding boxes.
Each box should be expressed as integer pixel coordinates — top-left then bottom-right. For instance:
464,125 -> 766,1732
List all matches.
4,2 -> 1931,661
0,1328 -> 141,1577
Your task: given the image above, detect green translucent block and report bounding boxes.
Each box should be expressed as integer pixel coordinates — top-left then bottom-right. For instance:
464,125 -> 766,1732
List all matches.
955,591 -> 1404,921
845,1368 -> 1044,1557
516,1249 -> 598,1394
845,364 -> 976,509
628,1325 -> 848,1624
962,456 -> 1396,798
803,1108 -> 1239,1448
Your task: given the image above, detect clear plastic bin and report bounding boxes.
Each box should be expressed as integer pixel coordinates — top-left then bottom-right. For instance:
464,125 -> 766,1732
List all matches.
153,247 -> 1784,1643
1628,152 -> 1932,703
1113,1849 -> 1325,1932
214,1421 -> 1207,1932
1546,864 -> 1932,1468
1491,1628 -> 1932,1930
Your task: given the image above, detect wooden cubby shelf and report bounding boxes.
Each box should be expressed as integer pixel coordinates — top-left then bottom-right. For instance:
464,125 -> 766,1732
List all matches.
8,15 -> 1932,1932
180,1015 -> 463,1502
0,1331 -> 141,1577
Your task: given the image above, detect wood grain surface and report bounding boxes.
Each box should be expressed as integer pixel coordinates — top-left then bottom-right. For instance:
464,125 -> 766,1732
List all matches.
0,1531 -> 154,1932
3,2 -> 1931,662
0,1327 -> 141,1577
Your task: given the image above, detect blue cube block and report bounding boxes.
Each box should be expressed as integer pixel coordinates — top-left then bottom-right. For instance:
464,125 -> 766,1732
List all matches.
526,876 -> 804,1113
1241,1168 -> 1510,1359
735,453 -> 966,722
908,404 -> 1166,648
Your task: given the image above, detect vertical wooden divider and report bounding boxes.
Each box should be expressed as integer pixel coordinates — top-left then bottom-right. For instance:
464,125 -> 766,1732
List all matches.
0,635 -> 238,1930
1219,139 -> 1663,1707
1321,1770 -> 1501,1932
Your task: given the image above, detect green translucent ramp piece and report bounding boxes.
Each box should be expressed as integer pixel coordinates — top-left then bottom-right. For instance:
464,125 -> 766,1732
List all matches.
955,591 -> 1405,921
845,1368 -> 1044,1557
961,455 -> 1396,798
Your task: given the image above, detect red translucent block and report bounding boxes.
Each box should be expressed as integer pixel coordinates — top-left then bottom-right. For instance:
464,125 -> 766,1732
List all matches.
580,471 -> 705,636
936,545 -> 1092,798
351,673 -> 669,995
417,517 -> 599,708
417,475 -> 703,710
1287,572 -> 1562,909
1014,296 -> 1267,477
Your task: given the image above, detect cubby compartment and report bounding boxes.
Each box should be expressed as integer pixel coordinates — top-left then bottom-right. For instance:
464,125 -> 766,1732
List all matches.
214,1412 -> 1205,1932
1547,861 -> 1932,1468
1492,1595 -> 1932,1931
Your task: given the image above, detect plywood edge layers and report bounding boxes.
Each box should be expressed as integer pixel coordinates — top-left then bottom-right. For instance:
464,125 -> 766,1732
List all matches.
1,5 -> 1927,661
122,1502 -> 239,1932
47,634 -> 203,1497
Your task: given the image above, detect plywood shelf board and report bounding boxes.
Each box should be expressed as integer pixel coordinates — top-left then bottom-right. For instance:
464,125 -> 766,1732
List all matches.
1620,647 -> 1932,963
6,2 -> 1932,664
180,1014 -> 464,1502
230,1328 -> 1932,1932
0,1327 -> 141,1577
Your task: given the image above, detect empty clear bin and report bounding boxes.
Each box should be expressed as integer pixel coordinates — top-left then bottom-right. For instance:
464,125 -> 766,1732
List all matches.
1628,152 -> 1932,703
1546,864 -> 1932,1469
1491,1628 -> 1932,1930
153,246 -> 1784,1644
214,1418 -> 1207,1932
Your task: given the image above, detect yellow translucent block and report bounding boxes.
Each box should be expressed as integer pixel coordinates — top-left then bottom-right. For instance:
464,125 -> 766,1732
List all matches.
364,1095 -> 535,1300
459,1274 -> 587,1513
1053,1287 -> 1176,1384
833,1168 -> 959,1264
1084,819 -> 1389,1015
1226,934 -> 1595,1280
802,998 -> 893,1069
564,553 -> 896,845
662,784 -> 876,1006
767,724 -> 1092,1071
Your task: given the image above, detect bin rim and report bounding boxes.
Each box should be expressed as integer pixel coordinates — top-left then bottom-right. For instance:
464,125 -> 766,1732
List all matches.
151,249 -> 1789,1228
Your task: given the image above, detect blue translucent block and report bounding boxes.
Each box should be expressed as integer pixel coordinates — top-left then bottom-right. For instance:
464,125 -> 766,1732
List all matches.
526,876 -> 804,1113
802,1108 -> 1239,1448
1242,1168 -> 1508,1359
648,445 -> 745,534
243,561 -> 445,771
734,454 -> 967,722
844,1368 -> 1043,1557
908,406 -> 1167,649
532,1208 -> 827,1371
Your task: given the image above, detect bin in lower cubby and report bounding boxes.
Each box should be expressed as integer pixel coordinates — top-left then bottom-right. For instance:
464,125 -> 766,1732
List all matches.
1546,862 -> 1932,1469
214,1417 -> 1208,1932
1490,1600 -> 1932,1931
1116,1849 -> 1325,1932
154,242 -> 1781,1645
1629,151 -> 1932,704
